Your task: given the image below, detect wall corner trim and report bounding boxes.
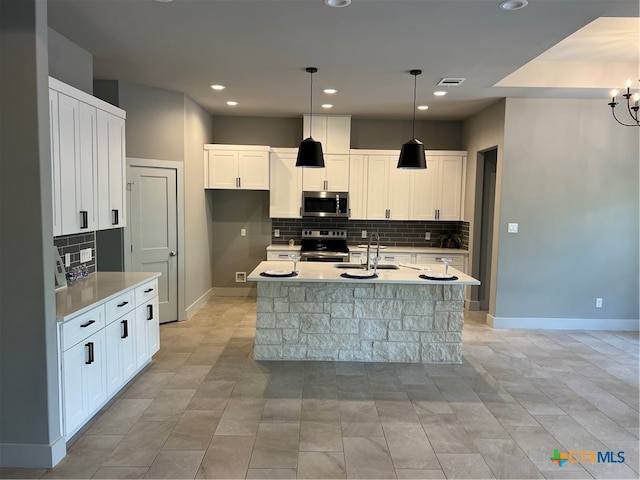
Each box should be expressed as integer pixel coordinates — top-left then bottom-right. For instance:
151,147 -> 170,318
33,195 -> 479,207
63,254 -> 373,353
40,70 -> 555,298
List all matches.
0,436 -> 66,468
487,314 -> 639,331
185,288 -> 213,320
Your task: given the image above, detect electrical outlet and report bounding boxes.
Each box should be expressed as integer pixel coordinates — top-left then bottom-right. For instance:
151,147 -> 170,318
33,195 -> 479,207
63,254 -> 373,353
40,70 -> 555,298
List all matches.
508,223 -> 518,233
241,228 -> 246,237
425,232 -> 431,240
596,297 -> 603,308
361,230 -> 367,239
235,272 -> 246,283
80,248 -> 92,262
274,229 -> 280,237
64,253 -> 71,267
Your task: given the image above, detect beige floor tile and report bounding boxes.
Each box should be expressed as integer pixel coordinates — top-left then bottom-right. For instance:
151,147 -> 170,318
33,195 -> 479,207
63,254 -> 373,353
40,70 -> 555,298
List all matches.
121,372 -> 175,399
298,451 -> 346,479
163,410 -> 220,450
196,435 -> 255,479
343,436 -> 395,479
103,421 -> 175,467
395,469 -> 445,479
300,420 -> 343,451
214,398 -> 264,435
143,450 -> 204,479
87,399 -> 153,435
436,453 -> 495,479
260,398 -> 302,422
91,466 -> 148,479
383,424 -> 440,470
245,468 -> 297,479
249,422 -> 300,469
0,468 -> 47,479
163,365 -> 211,389
138,389 -> 196,422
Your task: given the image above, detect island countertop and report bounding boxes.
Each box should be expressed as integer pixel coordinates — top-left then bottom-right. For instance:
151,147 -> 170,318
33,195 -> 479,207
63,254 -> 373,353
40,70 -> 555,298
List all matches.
248,261 -> 479,285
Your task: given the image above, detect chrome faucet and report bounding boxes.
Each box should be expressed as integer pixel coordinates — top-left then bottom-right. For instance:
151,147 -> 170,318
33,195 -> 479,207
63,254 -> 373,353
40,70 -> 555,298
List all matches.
366,232 -> 381,271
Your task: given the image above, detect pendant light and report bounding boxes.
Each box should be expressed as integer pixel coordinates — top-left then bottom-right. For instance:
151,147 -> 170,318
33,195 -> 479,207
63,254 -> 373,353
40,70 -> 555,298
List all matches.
397,69 -> 427,169
296,67 -> 325,168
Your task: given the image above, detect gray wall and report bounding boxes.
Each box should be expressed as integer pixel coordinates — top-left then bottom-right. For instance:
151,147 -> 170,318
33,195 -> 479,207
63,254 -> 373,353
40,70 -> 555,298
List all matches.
211,116 -> 301,148
184,96 -> 214,309
118,81 -> 186,161
1,0 -> 64,467
208,190 -> 271,290
47,27 -> 93,94
462,100 -> 505,314
351,118 -> 463,150
497,98 -> 638,321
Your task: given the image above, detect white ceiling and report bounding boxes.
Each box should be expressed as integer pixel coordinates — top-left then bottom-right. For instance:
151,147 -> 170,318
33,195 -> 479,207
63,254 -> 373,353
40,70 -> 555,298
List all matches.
47,0 -> 639,120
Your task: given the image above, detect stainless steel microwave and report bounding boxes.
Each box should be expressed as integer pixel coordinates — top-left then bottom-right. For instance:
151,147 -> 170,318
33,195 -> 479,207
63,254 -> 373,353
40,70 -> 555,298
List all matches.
301,191 -> 349,218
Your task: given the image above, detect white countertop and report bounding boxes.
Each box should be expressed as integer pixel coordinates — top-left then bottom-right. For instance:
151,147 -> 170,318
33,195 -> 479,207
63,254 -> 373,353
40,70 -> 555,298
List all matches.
267,244 -> 468,255
248,261 -> 479,285
55,271 -> 161,321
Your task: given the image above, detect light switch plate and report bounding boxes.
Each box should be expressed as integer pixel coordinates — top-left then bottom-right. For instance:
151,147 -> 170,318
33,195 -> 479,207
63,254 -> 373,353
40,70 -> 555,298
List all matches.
274,229 -> 280,237
64,253 -> 71,267
241,228 -> 246,237
507,223 -> 518,233
80,248 -> 92,262
425,232 -> 431,240
361,230 -> 367,239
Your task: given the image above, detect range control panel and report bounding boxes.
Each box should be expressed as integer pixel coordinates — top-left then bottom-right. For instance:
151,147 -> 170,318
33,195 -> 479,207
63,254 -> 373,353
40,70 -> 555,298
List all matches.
301,230 -> 347,239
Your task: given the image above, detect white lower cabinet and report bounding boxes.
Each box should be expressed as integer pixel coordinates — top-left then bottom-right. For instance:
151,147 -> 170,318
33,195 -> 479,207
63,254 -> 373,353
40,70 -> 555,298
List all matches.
61,329 -> 107,436
416,253 -> 466,273
58,275 -> 160,439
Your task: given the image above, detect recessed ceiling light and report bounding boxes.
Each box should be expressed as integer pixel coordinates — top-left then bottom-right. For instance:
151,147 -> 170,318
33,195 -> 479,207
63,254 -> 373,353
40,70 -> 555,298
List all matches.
226,101 -> 238,106
323,88 -> 338,94
433,91 -> 447,97
324,0 -> 351,7
417,105 -> 429,111
321,104 -> 333,109
499,0 -> 528,11
210,84 -> 225,91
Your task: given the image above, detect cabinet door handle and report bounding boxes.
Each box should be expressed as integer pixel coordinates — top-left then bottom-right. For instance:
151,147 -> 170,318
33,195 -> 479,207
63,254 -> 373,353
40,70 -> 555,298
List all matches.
112,209 -> 119,225
80,211 -> 88,229
85,342 -> 94,364
80,320 -> 95,328
117,301 -> 129,308
147,304 -> 153,321
144,288 -> 154,293
121,319 -> 128,339
324,180 -> 328,191
238,177 -> 241,188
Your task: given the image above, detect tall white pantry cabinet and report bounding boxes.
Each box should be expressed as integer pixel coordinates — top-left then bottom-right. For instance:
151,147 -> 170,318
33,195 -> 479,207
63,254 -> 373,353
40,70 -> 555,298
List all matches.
49,77 -> 126,236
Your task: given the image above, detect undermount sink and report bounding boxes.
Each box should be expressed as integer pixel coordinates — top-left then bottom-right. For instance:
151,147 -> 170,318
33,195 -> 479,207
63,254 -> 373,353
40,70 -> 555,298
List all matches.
334,263 -> 399,270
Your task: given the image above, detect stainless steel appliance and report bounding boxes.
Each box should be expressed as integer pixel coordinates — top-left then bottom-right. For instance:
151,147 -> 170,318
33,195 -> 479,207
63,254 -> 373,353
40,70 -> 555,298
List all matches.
300,229 -> 349,262
301,191 -> 349,218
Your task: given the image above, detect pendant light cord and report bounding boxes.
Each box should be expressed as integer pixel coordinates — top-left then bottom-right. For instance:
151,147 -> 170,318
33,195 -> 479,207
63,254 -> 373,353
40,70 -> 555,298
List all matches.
309,70 -> 313,135
412,73 -> 417,139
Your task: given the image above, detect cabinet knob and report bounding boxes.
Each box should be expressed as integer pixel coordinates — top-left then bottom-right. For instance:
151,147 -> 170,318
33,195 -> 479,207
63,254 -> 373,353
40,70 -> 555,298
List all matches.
169,251 -> 177,257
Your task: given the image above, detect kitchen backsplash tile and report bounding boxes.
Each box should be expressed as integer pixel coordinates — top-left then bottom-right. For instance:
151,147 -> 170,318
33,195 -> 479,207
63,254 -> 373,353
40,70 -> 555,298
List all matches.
54,232 -> 96,274
271,218 -> 469,250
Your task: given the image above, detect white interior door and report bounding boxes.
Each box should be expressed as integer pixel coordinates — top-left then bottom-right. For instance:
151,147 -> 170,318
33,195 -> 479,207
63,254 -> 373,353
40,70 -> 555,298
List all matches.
129,166 -> 178,323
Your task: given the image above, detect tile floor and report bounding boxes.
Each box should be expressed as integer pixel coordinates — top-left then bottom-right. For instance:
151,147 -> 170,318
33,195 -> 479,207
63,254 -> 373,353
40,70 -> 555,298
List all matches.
2,297 -> 638,479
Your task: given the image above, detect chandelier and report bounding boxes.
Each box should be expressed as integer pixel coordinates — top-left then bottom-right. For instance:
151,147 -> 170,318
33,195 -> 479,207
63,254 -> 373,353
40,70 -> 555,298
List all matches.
608,80 -> 639,127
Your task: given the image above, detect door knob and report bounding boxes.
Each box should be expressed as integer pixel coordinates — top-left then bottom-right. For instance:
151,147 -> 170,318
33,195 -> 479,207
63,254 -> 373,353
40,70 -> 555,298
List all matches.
169,251 -> 177,256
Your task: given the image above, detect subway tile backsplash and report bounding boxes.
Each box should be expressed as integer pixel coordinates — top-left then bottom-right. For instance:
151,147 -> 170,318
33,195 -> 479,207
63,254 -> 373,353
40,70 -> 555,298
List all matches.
272,218 -> 469,250
54,232 -> 96,274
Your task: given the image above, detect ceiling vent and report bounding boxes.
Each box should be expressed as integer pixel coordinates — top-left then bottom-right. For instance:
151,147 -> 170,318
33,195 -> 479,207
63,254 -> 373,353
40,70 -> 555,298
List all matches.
437,78 -> 466,86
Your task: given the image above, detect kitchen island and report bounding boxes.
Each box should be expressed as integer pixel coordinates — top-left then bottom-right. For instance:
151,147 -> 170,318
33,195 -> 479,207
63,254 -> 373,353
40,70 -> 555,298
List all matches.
248,261 -> 479,363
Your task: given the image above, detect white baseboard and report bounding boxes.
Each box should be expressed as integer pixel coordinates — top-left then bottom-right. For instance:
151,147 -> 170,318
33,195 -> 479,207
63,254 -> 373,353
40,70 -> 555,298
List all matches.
212,287 -> 257,297
0,436 -> 66,468
185,288 -> 213,319
487,314 -> 640,331
465,299 -> 481,311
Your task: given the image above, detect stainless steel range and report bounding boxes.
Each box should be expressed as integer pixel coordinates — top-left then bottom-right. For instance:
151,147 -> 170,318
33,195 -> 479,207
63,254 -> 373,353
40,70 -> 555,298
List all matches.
300,229 -> 349,262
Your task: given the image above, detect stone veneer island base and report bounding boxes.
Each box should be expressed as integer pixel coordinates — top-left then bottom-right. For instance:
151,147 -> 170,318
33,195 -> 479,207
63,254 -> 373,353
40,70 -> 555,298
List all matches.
249,261 -> 480,363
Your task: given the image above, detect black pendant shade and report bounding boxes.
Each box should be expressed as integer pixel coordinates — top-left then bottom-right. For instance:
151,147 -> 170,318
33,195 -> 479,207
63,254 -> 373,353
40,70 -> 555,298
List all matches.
398,138 -> 426,169
397,69 -> 427,169
296,67 -> 325,168
296,137 -> 325,168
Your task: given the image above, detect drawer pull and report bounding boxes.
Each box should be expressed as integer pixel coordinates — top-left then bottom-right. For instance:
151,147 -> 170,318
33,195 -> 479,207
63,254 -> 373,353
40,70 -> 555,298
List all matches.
117,301 -> 129,308
80,211 -> 88,229
121,319 -> 129,339
80,320 -> 95,328
147,304 -> 153,321
144,288 -> 154,293
85,342 -> 94,364
112,209 -> 119,225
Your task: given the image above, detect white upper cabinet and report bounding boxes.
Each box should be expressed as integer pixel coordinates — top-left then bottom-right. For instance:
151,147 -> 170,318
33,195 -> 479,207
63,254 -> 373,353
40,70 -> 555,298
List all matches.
49,77 -> 127,236
302,154 -> 349,192
269,148 -> 302,218
54,91 -> 97,235
360,151 -> 412,221
97,110 -> 126,229
347,154 -> 367,219
204,144 -> 270,190
303,115 -> 351,154
411,152 -> 465,221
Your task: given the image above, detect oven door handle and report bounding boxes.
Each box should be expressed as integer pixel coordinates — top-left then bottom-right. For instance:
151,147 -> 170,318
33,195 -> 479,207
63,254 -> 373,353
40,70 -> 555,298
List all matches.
301,251 -> 349,260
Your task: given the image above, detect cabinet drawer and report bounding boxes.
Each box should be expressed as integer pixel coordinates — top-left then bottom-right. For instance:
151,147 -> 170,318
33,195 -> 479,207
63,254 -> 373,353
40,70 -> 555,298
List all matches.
104,290 -> 135,324
61,305 -> 105,351
379,253 -> 412,264
135,279 -> 158,306
415,254 -> 465,266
